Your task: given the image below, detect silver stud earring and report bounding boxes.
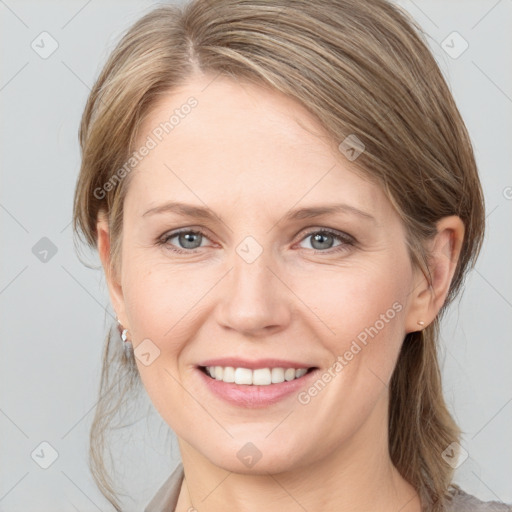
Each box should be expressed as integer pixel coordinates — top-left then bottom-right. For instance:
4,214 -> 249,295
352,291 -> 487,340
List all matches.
116,316 -> 132,348
417,320 -> 425,327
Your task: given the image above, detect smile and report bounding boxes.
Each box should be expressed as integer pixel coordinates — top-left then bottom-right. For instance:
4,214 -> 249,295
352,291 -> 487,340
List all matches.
201,366 -> 315,385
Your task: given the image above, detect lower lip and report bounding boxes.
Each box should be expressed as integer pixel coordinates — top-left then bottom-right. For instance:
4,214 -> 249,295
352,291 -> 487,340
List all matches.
196,367 -> 319,408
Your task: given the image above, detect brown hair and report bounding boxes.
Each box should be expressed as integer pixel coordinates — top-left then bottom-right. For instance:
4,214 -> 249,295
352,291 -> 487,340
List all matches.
72,1 -> 485,510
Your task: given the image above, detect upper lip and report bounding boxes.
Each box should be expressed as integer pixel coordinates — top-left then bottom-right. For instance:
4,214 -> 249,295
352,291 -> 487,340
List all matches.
197,358 -> 317,370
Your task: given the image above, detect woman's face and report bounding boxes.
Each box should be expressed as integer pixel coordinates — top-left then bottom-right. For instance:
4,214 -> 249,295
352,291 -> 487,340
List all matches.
107,73 -> 423,474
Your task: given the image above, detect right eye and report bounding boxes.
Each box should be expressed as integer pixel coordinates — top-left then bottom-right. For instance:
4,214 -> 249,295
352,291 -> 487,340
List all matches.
158,228 -> 213,254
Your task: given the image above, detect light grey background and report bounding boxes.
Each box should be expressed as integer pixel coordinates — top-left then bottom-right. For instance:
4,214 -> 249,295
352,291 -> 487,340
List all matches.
1,0 -> 511,510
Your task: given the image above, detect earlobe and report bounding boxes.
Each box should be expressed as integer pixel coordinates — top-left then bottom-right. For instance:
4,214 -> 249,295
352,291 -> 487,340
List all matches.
404,215 -> 465,333
96,213 -> 127,327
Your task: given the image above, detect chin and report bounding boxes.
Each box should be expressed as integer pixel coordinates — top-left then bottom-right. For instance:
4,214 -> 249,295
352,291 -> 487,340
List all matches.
201,439 -> 309,476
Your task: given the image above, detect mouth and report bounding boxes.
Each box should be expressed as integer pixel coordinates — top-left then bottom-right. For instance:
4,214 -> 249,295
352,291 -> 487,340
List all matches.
196,363 -> 321,408
198,365 -> 318,385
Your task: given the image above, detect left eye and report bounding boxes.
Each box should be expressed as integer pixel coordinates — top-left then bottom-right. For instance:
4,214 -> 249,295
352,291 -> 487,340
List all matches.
297,229 -> 354,252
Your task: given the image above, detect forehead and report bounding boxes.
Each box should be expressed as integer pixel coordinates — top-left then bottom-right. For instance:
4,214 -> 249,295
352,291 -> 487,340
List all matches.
127,74 -> 388,218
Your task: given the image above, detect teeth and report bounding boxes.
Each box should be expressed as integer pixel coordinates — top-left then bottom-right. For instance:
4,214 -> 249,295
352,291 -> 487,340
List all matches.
271,367 -> 285,384
222,366 -> 235,383
204,366 -> 310,385
235,367 -> 253,385
284,368 -> 295,381
253,368 -> 271,385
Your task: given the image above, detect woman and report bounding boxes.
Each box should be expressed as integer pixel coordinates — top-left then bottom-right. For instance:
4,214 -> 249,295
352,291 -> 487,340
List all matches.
72,0 -> 511,511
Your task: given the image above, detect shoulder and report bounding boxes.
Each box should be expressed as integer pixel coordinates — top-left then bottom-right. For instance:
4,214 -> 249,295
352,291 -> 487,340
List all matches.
445,485 -> 512,512
145,462 -> 184,512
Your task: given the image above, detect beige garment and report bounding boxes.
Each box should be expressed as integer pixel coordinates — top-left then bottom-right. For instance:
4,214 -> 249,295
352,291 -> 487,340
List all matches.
144,462 -> 512,512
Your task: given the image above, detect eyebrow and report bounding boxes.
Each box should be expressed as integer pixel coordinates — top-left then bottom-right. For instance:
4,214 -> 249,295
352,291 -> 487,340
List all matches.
142,201 -> 375,223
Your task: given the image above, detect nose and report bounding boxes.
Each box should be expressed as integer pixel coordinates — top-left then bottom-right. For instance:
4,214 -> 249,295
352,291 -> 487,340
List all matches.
215,248 -> 291,337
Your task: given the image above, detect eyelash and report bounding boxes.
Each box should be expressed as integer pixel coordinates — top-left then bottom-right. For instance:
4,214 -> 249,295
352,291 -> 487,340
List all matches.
157,227 -> 356,255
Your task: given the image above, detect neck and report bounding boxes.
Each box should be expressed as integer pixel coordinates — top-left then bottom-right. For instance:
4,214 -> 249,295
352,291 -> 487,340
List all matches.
175,393 -> 421,512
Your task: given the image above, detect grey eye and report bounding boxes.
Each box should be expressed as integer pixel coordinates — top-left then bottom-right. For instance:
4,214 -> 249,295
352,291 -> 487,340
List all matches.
300,231 -> 342,251
177,231 -> 203,249
165,230 -> 206,250
312,232 -> 334,250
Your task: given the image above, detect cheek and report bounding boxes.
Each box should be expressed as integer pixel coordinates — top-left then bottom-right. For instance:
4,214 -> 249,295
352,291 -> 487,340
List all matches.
120,259 -> 202,415
292,261 -> 409,345
120,255 -> 223,371
286,265 -> 410,433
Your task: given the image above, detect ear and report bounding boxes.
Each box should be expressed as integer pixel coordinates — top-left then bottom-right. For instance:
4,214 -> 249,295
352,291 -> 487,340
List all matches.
96,212 -> 128,329
404,215 -> 465,333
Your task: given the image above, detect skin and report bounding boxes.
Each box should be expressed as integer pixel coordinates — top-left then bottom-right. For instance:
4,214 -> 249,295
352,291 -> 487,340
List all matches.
97,73 -> 464,512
